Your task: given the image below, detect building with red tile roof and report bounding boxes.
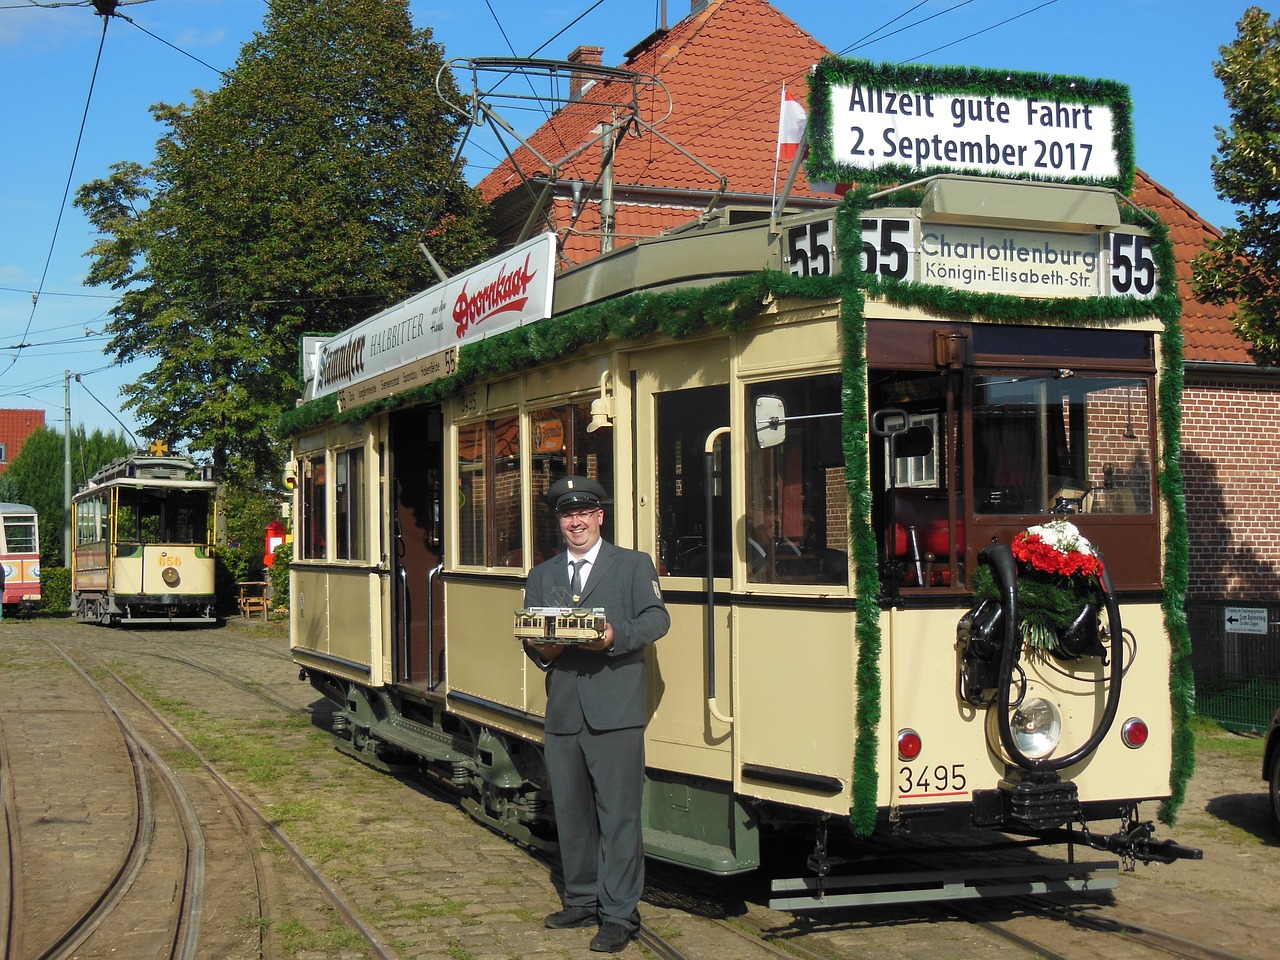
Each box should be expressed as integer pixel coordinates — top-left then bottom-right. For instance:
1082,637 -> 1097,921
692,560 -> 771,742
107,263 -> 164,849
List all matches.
0,408 -> 45,477
477,0 -> 1280,622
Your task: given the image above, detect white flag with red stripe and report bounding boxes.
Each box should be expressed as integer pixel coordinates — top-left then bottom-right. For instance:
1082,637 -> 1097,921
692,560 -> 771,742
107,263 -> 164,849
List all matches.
776,83 -> 807,163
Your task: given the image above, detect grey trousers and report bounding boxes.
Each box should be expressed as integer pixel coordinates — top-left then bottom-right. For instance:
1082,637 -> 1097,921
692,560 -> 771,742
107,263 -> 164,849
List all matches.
545,724 -> 645,930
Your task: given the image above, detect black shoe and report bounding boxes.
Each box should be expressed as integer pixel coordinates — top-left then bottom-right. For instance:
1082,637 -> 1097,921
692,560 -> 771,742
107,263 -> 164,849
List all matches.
544,905 -> 597,929
590,921 -> 635,953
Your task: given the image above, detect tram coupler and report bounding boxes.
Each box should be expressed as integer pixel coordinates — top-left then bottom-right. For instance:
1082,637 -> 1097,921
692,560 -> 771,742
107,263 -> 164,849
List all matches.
806,818 -> 832,877
1083,819 -> 1203,865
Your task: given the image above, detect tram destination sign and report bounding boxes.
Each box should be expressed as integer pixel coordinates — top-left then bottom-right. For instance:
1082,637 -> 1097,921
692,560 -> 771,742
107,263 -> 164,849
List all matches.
807,58 -> 1134,192
308,233 -> 556,403
860,216 -> 1158,300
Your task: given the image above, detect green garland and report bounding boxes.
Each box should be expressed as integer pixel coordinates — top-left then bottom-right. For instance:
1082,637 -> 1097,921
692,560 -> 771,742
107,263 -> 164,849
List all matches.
281,179 -> 1192,833
807,56 -> 1135,194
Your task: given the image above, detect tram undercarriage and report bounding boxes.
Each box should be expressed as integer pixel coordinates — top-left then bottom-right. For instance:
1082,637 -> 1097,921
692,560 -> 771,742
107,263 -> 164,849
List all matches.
302,667 -> 1199,911
74,590 -> 217,626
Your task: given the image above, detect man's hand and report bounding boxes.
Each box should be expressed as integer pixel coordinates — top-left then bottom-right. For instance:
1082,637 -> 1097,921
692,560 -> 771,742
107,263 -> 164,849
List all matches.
578,622 -> 614,653
525,638 -> 566,661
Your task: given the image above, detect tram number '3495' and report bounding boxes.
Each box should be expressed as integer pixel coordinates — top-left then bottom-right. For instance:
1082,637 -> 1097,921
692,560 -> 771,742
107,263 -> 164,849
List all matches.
786,219 -> 834,277
898,762 -> 968,797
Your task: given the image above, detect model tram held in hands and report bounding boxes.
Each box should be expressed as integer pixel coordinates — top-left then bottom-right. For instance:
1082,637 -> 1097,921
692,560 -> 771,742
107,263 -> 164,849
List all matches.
70,453 -> 220,626
285,167 -> 1201,906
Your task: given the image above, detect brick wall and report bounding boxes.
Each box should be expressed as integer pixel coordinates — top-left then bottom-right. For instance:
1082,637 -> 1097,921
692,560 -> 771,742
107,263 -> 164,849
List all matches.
0,408 -> 45,475
1182,377 -> 1280,600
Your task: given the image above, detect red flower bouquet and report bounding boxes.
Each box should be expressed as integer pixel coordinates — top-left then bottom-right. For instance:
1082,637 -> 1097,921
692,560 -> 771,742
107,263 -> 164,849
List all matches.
1009,520 -> 1106,651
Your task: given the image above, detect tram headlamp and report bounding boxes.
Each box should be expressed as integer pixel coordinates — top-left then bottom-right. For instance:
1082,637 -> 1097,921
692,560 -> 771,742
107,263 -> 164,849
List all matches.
161,566 -> 181,587
1009,697 -> 1062,759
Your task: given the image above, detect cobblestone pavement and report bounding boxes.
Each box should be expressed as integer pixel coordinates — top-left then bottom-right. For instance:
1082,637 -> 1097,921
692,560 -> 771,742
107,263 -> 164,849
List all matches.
3,616 -> 1276,960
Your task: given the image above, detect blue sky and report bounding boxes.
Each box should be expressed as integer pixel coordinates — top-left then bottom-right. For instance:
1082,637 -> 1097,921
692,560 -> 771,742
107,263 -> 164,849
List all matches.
0,0 -> 1251,441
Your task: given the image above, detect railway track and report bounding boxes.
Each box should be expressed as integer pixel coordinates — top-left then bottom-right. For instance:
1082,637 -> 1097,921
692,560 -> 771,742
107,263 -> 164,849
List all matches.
5,620 -> 1268,960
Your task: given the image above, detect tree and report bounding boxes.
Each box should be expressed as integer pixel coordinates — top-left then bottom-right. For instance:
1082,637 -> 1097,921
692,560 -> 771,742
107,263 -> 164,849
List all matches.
1,426 -> 131,566
1193,7 -> 1280,364
75,0 -> 493,485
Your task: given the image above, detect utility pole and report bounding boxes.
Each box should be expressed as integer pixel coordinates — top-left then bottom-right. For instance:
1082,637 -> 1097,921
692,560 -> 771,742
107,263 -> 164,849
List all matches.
64,370 -> 73,565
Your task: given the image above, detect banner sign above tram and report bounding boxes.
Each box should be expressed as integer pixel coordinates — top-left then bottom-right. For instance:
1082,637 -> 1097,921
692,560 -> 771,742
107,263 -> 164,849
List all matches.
308,233 -> 556,402
860,216 -> 1158,300
807,58 -> 1134,192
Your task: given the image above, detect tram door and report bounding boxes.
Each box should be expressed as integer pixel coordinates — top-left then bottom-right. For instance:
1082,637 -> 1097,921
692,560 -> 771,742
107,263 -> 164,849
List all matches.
390,407 -> 446,687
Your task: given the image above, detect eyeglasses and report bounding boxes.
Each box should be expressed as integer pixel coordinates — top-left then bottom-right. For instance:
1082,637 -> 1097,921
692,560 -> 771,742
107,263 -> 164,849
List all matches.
558,507 -> 601,521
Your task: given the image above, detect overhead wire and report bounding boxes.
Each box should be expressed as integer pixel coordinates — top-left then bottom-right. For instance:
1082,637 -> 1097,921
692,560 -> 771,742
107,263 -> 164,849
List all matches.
3,9 -> 110,380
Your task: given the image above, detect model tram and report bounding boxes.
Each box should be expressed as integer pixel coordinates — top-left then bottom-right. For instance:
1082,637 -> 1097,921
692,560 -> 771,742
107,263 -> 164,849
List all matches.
71,453 -> 219,626
0,502 -> 42,615
287,176 -> 1198,907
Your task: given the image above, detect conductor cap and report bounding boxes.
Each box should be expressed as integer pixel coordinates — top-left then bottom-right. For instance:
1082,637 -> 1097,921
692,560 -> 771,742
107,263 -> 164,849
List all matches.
547,475 -> 606,513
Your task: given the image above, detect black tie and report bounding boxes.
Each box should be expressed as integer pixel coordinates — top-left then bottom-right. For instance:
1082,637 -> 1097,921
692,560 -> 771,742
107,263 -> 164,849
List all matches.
570,559 -> 587,603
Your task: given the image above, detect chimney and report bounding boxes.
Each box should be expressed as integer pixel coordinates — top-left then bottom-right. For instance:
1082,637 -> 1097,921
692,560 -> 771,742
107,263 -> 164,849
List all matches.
568,45 -> 604,100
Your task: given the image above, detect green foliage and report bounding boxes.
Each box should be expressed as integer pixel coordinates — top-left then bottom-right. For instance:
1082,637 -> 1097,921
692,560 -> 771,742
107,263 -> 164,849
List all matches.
2,426 -> 132,566
40,567 -> 70,613
1192,7 -> 1280,364
269,541 -> 292,611
73,0 -> 494,486
215,482 -> 287,609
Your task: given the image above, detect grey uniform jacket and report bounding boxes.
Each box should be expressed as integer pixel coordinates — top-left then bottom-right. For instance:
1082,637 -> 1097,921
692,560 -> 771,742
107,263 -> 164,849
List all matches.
523,540 -> 669,734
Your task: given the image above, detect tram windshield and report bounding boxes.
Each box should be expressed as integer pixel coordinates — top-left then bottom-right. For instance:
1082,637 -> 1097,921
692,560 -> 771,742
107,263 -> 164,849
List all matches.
868,321 -> 1159,593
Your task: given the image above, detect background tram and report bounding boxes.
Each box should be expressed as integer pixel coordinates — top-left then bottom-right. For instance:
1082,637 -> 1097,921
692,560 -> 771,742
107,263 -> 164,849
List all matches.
288,177 -> 1197,907
71,454 -> 220,626
0,502 -> 41,615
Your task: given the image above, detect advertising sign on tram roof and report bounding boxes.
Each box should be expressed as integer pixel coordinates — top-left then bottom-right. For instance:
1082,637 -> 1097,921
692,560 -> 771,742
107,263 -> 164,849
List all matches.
306,233 -> 556,402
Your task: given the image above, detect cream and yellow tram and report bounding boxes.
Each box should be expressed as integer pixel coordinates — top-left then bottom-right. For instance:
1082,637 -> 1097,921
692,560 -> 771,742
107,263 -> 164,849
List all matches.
288,176 -> 1198,907
71,454 -> 219,625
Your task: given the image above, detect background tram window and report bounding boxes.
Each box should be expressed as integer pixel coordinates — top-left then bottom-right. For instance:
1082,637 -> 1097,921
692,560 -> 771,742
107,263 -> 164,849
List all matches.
529,401 -> 614,564
334,447 -> 367,561
2,516 -> 36,553
456,416 -> 522,566
655,385 -> 730,578
300,454 -> 326,560
746,375 -> 847,586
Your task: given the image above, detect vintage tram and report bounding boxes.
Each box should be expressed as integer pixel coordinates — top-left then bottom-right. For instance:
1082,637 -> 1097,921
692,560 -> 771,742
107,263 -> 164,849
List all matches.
0,502 -> 42,615
287,175 -> 1198,907
71,453 -> 219,625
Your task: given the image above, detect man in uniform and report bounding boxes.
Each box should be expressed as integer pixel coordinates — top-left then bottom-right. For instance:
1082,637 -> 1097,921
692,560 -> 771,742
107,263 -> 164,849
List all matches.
522,475 -> 669,953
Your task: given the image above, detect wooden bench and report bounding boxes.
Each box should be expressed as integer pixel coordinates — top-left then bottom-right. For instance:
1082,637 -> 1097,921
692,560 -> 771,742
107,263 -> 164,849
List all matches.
238,581 -> 270,621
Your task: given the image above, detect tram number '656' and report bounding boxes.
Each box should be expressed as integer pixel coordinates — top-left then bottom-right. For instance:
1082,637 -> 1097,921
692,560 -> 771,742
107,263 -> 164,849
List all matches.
898,762 -> 967,796
860,218 -> 912,281
785,220 -> 834,277
157,555 -> 182,567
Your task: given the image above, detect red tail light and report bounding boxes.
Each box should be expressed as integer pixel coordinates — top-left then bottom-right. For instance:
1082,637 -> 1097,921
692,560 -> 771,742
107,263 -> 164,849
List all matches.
898,728 -> 922,760
1121,717 -> 1149,748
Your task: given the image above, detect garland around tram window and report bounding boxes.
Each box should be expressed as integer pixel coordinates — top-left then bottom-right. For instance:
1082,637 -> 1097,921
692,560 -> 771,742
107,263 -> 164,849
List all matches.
278,183 -> 1193,835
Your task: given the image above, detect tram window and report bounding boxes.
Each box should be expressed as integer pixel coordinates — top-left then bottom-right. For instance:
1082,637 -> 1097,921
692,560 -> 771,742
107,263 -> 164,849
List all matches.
746,374 -> 847,586
655,385 -> 731,578
973,374 -> 1152,515
76,495 -> 108,544
2,516 -> 35,552
299,454 -> 326,560
457,415 -> 522,567
529,401 -> 614,565
334,447 -> 367,561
